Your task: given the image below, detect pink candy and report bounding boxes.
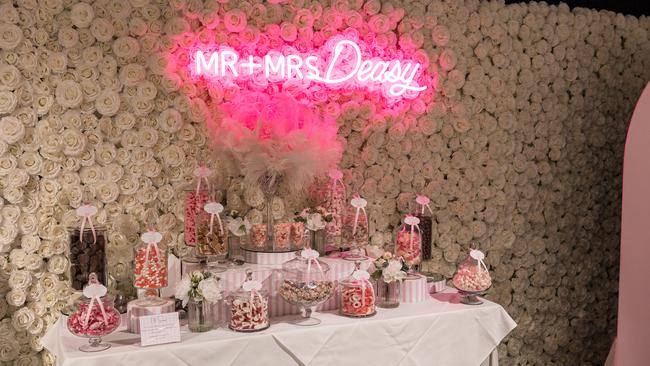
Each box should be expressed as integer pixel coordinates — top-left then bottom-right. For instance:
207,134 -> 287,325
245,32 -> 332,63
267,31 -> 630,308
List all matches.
184,190 -> 209,246
395,230 -> 422,267
273,223 -> 291,250
290,222 -> 305,249
229,295 -> 269,332
67,302 -> 120,337
453,265 -> 492,292
250,224 -> 267,249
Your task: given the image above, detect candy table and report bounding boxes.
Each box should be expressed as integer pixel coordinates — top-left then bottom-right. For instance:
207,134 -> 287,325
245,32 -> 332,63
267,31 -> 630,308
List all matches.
43,289 -> 516,366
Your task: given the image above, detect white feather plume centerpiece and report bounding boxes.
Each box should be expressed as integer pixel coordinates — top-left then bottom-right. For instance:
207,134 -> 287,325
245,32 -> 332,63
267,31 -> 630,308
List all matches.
210,91 -> 343,194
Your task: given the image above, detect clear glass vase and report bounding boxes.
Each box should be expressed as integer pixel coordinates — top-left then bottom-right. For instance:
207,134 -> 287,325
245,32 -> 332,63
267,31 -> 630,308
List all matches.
375,278 -> 401,308
309,230 -> 327,257
187,298 -> 213,332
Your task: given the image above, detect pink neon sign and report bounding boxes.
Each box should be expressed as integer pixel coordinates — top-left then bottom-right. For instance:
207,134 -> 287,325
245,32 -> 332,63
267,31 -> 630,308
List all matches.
191,38 -> 427,99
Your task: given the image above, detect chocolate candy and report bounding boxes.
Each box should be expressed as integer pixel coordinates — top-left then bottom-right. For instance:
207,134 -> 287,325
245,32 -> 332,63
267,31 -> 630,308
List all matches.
68,228 -> 107,291
415,214 -> 433,260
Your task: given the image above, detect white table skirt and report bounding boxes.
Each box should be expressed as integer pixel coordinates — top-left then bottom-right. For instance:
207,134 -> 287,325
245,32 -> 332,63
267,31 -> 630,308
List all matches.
43,290 -> 516,366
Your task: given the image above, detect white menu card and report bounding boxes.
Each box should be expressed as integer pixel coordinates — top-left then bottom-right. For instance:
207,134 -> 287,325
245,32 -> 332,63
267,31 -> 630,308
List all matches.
139,312 -> 181,347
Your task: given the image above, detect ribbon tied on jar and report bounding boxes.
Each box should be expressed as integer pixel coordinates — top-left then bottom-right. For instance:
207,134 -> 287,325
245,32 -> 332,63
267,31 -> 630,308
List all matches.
328,169 -> 344,200
350,195 -> 368,236
141,230 -> 163,269
350,262 -> 374,307
302,248 -> 325,284
403,215 -> 421,250
76,204 -> 98,244
416,194 -> 433,215
204,202 -> 224,236
82,273 -> 109,328
242,269 -> 263,305
193,166 -> 211,195
470,248 -> 488,274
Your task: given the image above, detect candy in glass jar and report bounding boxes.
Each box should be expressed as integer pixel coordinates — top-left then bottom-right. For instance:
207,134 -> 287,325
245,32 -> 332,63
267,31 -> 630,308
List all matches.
249,224 -> 267,249
341,196 -> 369,260
68,204 -> 107,291
290,222 -> 306,249
395,215 -> 422,272
67,273 -> 121,352
279,248 -> 334,325
134,230 -> 168,291
452,244 -> 492,293
184,166 -> 212,246
339,262 -> 376,317
311,169 -> 346,249
273,223 -> 292,251
227,270 -> 270,332
414,195 -> 434,261
196,201 -> 228,258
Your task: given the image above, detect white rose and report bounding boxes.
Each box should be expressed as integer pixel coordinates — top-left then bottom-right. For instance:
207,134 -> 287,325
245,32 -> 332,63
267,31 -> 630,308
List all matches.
96,182 -> 119,203
11,307 -> 35,331
57,27 -> 78,48
5,289 -> 26,307
0,155 -> 17,175
90,18 -> 114,42
157,108 -> 183,133
0,65 -> 21,91
70,2 -> 94,28
55,80 -> 83,109
0,91 -> 17,114
95,90 -> 120,116
20,235 -> 40,253
0,298 -> 6,319
0,335 -> 19,362
160,145 -> 185,167
9,270 -> 31,289
137,80 -> 157,100
119,63 -> 146,86
15,353 -> 39,366
23,254 -> 41,271
61,128 -> 86,156
0,24 -> 22,49
112,36 -> 140,59
174,277 -> 191,307
46,255 -> 68,274
17,151 -> 42,175
198,277 -> 222,303
0,224 -> 18,250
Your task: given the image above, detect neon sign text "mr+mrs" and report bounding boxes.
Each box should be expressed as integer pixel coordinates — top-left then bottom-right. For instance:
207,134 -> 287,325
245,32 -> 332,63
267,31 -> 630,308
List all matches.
193,39 -> 427,99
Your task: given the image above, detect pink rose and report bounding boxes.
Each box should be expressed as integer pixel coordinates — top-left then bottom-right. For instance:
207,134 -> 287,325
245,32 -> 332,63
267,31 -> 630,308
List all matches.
239,26 -> 260,44
368,14 -> 389,34
224,9 -> 247,33
280,22 -> 297,42
324,102 -> 341,118
293,9 -> 313,29
265,23 -> 280,39
345,11 -> 363,28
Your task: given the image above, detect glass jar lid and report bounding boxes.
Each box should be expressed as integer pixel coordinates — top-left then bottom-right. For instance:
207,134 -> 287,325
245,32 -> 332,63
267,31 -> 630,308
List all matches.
231,269 -> 267,298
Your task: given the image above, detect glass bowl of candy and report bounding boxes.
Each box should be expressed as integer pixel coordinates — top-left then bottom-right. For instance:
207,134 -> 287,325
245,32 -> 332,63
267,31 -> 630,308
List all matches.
227,270 -> 270,332
66,273 -> 121,352
339,262 -> 376,317
279,248 -> 334,326
452,244 -> 492,305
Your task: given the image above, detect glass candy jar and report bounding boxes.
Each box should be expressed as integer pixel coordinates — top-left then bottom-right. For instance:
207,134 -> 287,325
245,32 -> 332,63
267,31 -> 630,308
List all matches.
452,244 -> 492,305
227,270 -> 270,332
133,230 -> 168,303
195,202 -> 228,259
67,273 -> 121,352
68,225 -> 107,291
395,215 -> 422,272
341,196 -> 369,260
375,278 -> 401,308
414,195 -> 434,261
279,248 -> 334,325
339,262 -> 376,317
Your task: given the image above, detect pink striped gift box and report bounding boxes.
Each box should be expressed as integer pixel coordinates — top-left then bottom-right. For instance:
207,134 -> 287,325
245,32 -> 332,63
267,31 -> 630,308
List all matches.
400,275 -> 428,303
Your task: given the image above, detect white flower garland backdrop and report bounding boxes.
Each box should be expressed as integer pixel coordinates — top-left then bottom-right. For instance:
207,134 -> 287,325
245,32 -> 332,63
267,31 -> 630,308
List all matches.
0,0 -> 648,364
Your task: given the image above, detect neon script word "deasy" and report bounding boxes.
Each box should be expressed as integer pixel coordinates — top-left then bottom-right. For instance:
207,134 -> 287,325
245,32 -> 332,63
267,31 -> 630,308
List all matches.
193,40 -> 427,98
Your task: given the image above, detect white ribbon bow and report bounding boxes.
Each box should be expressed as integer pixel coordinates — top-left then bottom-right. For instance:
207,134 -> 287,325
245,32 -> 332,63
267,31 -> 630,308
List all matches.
351,264 -> 374,307
141,230 -> 163,270
329,169 -> 344,199
470,249 -> 488,273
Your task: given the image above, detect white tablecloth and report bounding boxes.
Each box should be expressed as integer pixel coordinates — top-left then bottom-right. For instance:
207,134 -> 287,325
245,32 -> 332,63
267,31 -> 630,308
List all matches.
43,290 -> 516,366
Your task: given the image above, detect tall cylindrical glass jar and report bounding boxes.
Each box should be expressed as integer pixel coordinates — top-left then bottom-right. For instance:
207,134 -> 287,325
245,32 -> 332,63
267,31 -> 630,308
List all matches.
394,215 -> 422,272
341,196 -> 369,260
414,195 -> 434,260
195,202 -> 228,259
133,231 -> 168,302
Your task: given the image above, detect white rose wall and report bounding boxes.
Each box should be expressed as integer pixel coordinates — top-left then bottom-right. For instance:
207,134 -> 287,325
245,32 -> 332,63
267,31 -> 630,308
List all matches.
0,0 -> 648,364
